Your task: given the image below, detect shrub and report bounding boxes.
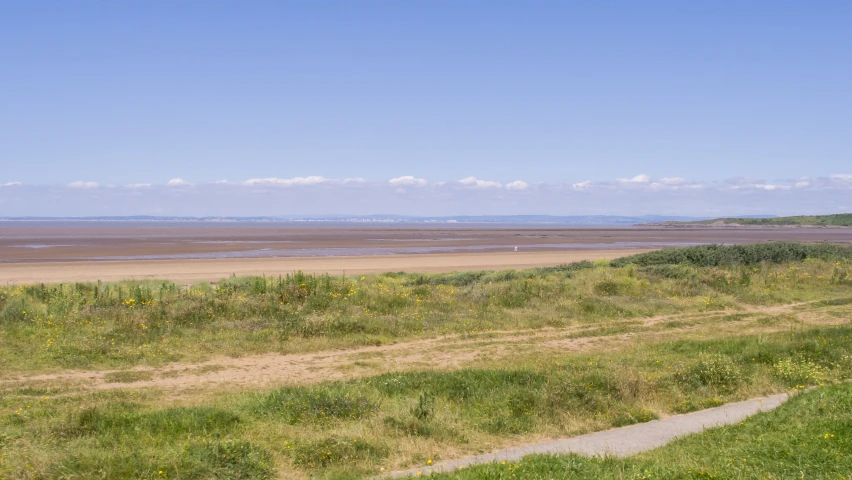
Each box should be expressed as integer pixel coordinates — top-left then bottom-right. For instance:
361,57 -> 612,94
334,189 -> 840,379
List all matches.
412,392 -> 436,421
682,354 -> 741,391
611,242 -> 852,268
773,358 -> 827,386
610,407 -> 658,427
0,296 -> 45,324
593,279 -> 639,296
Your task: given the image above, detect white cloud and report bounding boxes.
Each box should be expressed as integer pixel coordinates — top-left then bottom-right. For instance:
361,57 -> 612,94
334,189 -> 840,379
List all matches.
389,176 -> 427,186
1,181 -> 22,187
167,178 -> 191,186
459,176 -> 502,188
730,183 -> 791,191
8,173 -> 852,217
242,176 -> 329,186
618,174 -> 651,184
790,175 -> 852,190
213,180 -> 230,184
68,181 -> 99,189
659,177 -> 687,185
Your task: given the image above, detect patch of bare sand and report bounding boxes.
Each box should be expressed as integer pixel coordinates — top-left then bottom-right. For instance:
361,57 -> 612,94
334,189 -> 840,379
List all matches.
0,250 -> 652,285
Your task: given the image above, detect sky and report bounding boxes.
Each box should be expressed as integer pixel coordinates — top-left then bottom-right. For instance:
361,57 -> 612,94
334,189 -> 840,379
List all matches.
1,1 -> 851,217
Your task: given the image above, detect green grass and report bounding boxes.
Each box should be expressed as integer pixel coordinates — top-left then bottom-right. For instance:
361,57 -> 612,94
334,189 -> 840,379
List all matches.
2,243 -> 852,374
427,381 -> 852,479
610,241 -> 852,267
663,212 -> 852,226
2,326 -> 850,478
1,243 -> 851,478
103,370 -> 155,383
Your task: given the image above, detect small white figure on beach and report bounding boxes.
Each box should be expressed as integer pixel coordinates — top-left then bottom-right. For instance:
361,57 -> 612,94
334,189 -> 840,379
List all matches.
514,246 -> 518,252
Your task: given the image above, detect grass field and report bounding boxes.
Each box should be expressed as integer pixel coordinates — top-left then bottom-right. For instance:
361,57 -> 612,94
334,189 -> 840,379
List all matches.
2,243 -> 851,374
1,243 -> 851,479
429,381 -> 852,479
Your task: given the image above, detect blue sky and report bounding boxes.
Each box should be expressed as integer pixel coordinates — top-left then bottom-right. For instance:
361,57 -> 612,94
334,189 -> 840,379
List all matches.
1,1 -> 851,216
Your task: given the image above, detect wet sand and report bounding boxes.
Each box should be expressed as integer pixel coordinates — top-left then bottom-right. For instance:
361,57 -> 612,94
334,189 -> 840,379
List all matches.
0,250 -> 653,284
1,223 -> 851,284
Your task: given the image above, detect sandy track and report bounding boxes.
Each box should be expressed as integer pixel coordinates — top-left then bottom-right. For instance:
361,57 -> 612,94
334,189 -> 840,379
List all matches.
0,249 -> 652,284
4,299 -> 841,393
2,325 -> 610,391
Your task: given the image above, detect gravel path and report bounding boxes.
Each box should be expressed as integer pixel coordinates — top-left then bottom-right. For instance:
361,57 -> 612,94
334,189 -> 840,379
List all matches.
389,393 -> 789,478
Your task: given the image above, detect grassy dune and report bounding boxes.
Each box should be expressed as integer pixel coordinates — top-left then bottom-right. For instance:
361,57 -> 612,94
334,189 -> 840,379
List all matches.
1,325 -> 850,478
2,243 -> 851,374
662,213 -> 852,226
1,243 -> 851,478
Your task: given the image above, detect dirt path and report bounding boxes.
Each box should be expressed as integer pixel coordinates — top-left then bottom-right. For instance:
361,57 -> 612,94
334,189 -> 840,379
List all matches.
2,327 -> 613,391
3,299 -> 841,393
388,393 -> 790,478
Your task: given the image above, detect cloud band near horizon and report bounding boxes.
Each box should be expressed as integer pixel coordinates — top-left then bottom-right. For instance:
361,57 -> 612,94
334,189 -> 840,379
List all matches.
1,173 -> 850,217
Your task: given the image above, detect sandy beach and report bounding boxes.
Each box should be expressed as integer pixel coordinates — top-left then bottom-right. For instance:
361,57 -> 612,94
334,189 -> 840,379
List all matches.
0,249 -> 656,284
2,223 -> 852,284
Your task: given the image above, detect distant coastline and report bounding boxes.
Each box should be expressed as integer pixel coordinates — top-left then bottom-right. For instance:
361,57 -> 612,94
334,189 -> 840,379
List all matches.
644,213 -> 852,228
0,214 -> 714,225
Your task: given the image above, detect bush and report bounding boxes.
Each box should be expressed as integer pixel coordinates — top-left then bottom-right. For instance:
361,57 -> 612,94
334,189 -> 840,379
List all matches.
611,242 -> 852,268
593,279 -> 641,296
0,296 -> 45,324
773,358 -> 827,386
610,407 -> 658,427
682,354 -> 741,391
412,392 -> 436,421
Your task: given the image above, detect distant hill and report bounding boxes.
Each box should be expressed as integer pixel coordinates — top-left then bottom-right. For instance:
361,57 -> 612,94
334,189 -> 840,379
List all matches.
652,213 -> 852,227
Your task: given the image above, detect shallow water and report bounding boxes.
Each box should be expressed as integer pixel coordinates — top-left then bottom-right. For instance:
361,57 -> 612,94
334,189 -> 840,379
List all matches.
85,242 -> 706,261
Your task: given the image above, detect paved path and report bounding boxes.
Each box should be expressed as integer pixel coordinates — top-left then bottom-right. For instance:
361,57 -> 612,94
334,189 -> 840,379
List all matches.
389,393 -> 789,478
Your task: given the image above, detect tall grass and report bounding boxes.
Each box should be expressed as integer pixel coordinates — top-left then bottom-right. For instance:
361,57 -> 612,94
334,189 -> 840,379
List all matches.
611,241 -> 852,267
429,381 -> 852,479
2,326 -> 850,478
1,243 -> 851,372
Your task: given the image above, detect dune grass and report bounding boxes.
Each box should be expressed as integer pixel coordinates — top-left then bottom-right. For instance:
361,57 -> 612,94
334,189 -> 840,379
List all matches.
1,243 -> 851,374
1,325 -> 850,478
1,243 -> 851,478
610,241 -> 852,267
428,381 -> 852,479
